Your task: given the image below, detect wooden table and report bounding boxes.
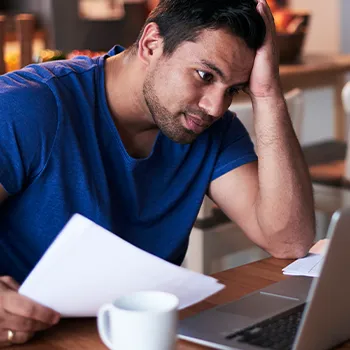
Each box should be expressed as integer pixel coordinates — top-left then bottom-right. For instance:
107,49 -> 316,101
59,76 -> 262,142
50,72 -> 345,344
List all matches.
235,53 -> 350,141
8,257 -> 350,349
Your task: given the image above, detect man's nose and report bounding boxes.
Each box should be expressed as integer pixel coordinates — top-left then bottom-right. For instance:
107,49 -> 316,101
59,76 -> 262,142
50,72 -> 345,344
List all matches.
198,91 -> 230,119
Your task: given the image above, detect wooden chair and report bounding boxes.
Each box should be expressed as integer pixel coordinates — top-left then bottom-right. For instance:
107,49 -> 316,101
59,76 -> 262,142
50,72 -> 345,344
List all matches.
184,89 -> 305,274
305,82 -> 350,188
310,81 -> 350,217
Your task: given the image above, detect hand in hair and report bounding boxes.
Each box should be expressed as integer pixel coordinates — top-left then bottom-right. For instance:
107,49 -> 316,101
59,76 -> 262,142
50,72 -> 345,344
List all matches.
247,0 -> 281,99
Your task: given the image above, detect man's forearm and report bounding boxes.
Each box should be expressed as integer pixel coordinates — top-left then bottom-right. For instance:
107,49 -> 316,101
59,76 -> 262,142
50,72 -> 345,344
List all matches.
252,93 -> 315,258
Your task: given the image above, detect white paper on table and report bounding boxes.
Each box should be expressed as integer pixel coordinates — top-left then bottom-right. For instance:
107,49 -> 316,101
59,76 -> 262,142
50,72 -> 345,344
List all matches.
282,253 -> 324,277
19,214 -> 225,317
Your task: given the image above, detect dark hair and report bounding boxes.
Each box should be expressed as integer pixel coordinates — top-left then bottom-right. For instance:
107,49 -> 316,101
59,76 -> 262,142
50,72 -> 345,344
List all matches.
136,0 -> 266,55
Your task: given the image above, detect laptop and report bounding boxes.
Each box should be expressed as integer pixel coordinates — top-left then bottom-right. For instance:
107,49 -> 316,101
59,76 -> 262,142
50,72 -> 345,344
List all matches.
178,207 -> 350,350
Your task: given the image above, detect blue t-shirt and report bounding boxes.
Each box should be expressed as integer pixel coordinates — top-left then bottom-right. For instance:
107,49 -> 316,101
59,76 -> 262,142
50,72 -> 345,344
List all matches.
0,46 -> 257,283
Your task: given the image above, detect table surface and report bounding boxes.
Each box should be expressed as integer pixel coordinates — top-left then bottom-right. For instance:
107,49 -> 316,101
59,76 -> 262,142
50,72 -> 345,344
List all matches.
9,257 -> 350,349
279,53 -> 350,78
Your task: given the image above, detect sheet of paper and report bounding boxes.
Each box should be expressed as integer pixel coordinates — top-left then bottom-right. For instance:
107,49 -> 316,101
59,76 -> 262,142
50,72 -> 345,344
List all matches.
282,253 -> 324,277
19,214 -> 225,317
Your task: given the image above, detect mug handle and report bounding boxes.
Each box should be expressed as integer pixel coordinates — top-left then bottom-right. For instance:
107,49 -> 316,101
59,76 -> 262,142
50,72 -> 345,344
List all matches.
97,303 -> 114,349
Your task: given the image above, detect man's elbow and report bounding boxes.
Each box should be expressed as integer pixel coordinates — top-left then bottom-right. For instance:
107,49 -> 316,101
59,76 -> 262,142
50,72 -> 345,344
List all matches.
259,215 -> 316,259
264,230 -> 315,259
268,244 -> 310,259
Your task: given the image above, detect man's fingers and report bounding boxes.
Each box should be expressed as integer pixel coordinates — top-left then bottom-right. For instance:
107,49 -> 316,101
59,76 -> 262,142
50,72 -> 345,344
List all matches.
0,277 -> 19,291
12,331 -> 35,344
255,0 -> 279,63
3,291 -> 60,325
258,0 -> 274,24
256,0 -> 275,37
1,310 -> 55,332
0,330 -> 34,346
256,2 -> 270,37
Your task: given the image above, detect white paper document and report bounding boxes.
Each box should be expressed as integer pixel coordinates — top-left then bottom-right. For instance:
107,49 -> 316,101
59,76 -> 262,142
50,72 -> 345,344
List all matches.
19,214 -> 225,317
282,253 -> 324,278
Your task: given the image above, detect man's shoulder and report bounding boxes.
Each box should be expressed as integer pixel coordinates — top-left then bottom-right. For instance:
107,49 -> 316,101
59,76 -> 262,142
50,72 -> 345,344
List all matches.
1,55 -> 98,89
0,56 -> 100,112
0,67 -> 57,112
0,66 -> 61,138
33,56 -> 98,81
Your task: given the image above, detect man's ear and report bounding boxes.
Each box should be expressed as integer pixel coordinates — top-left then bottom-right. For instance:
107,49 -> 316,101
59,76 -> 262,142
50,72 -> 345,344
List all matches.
138,22 -> 164,65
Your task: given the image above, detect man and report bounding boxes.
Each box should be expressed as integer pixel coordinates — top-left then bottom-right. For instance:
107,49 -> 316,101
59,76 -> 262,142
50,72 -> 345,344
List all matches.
0,0 -> 315,346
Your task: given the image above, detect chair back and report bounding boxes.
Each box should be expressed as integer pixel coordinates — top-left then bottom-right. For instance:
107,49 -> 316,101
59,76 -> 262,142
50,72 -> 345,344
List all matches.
229,88 -> 304,144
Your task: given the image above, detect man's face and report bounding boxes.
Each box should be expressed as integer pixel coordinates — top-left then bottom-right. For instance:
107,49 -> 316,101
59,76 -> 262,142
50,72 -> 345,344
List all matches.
143,28 -> 255,144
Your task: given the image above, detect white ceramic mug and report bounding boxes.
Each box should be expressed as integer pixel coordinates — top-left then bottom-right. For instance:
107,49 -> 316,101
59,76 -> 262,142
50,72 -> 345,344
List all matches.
97,291 -> 179,350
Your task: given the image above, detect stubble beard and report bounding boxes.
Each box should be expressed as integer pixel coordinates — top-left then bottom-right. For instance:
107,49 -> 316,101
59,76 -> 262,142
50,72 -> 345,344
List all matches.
143,72 -> 197,144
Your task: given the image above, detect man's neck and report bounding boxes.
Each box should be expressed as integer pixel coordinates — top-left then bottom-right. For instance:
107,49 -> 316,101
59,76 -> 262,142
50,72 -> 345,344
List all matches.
104,52 -> 160,158
104,52 -> 156,135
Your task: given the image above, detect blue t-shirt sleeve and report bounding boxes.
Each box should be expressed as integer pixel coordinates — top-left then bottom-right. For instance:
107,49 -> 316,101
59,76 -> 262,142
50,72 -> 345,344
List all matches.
211,111 -> 257,182
0,72 -> 58,195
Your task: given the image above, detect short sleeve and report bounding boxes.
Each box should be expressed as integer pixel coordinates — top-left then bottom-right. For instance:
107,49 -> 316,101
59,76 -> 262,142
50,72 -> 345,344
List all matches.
0,72 -> 58,195
211,111 -> 257,182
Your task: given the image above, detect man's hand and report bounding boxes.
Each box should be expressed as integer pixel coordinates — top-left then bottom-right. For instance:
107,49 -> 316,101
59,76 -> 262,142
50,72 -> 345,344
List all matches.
0,276 -> 60,347
248,0 -> 281,98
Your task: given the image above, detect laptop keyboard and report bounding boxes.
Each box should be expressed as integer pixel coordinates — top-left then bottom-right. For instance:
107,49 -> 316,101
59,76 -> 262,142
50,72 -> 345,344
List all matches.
226,304 -> 305,350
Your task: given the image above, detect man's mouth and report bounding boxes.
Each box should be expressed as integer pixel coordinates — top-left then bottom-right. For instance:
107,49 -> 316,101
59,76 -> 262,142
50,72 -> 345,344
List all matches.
184,113 -> 211,134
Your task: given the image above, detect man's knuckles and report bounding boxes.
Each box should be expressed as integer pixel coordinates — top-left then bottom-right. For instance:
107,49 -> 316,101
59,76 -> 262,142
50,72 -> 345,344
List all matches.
0,280 -> 12,293
3,315 -> 49,332
0,276 -> 17,288
2,292 -> 36,318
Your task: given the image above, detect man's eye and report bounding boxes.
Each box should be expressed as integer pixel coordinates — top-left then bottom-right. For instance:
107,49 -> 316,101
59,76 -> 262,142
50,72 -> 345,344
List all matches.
197,70 -> 213,82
